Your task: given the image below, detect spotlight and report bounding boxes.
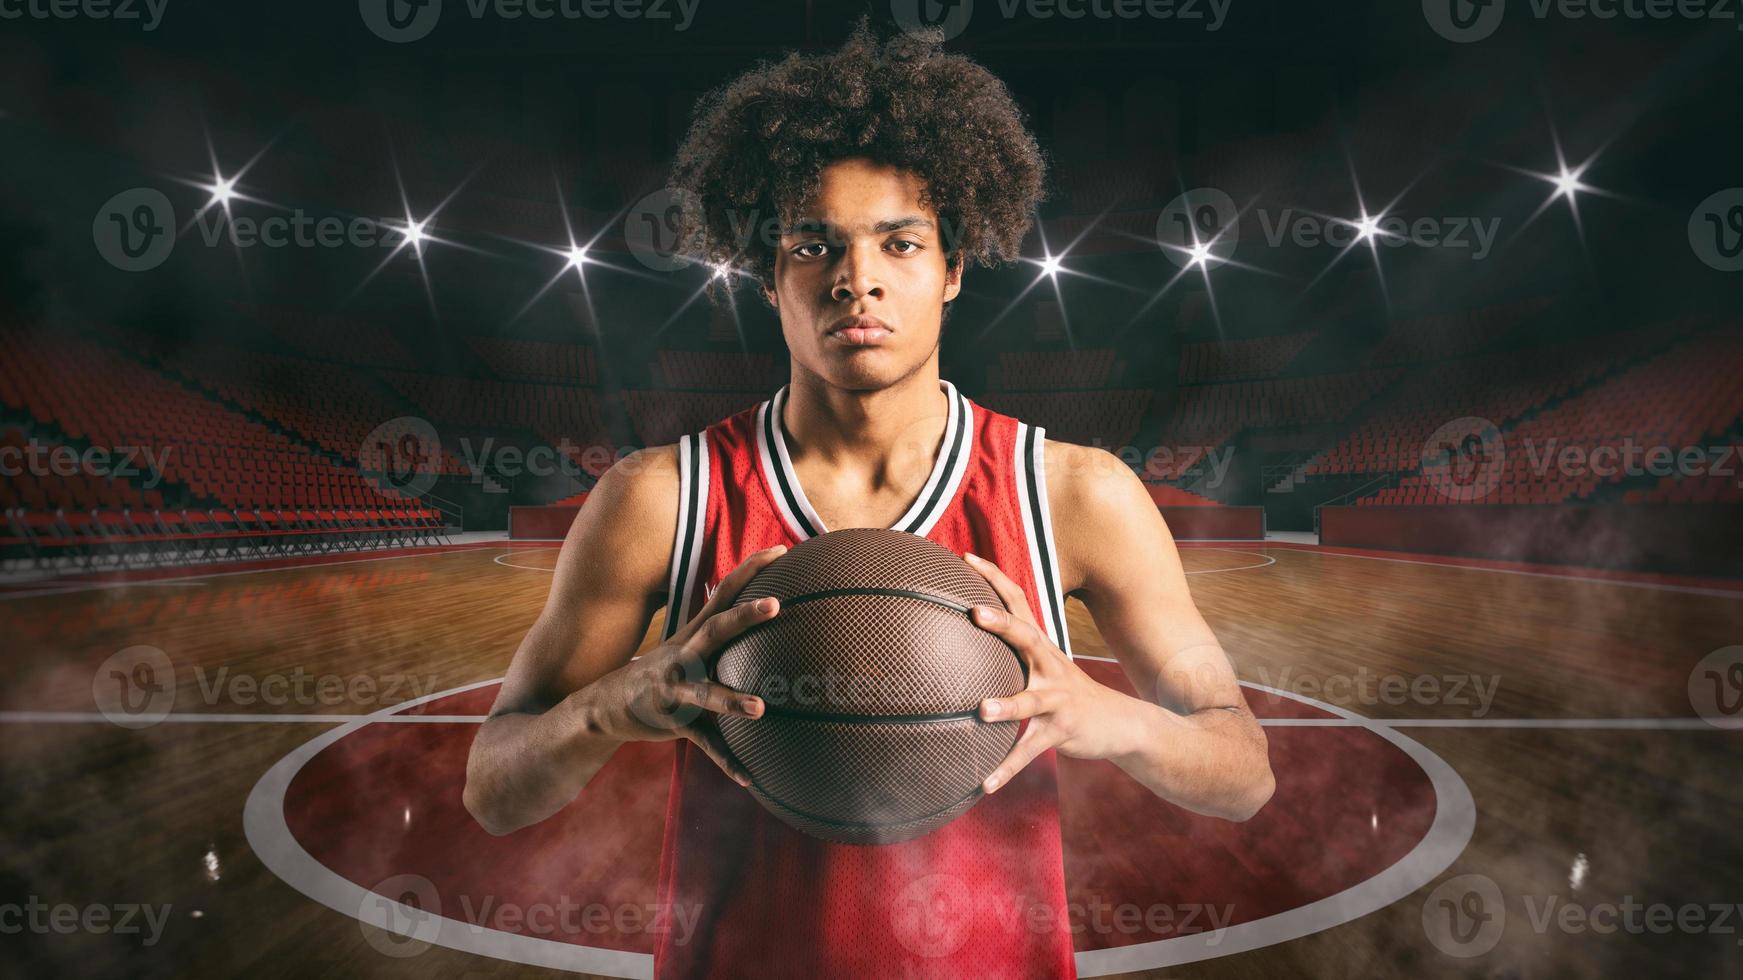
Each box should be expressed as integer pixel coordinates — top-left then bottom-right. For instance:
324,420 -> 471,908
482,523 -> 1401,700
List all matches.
566,244 -> 589,270
1187,242 -> 1216,267
711,262 -> 733,280
1354,212 -> 1385,242
207,174 -> 237,207
1040,253 -> 1064,278
1550,165 -> 1588,200
403,218 -> 428,251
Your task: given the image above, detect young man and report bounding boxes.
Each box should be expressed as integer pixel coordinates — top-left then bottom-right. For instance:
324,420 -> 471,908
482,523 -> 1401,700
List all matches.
464,21 -> 1273,978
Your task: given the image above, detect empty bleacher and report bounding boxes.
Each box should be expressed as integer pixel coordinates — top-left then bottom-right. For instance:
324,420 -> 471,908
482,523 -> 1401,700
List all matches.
986,349 -> 1124,390
470,336 -> 599,386
1178,334 -> 1313,384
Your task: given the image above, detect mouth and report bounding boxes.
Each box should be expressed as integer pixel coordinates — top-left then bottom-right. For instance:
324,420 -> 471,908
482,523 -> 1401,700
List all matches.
826,315 -> 893,347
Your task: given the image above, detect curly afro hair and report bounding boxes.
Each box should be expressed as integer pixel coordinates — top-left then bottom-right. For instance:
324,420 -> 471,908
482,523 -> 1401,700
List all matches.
667,16 -> 1048,300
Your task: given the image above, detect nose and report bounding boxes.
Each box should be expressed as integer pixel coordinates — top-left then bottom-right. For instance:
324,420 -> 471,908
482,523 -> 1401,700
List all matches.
831,240 -> 886,303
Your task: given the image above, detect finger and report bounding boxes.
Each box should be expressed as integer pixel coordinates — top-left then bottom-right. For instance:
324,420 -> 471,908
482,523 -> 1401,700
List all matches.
963,553 -> 1039,628
682,593 -> 781,660
979,687 -> 1059,723
672,677 -> 765,719
684,723 -> 753,788
674,545 -> 787,642
982,723 -> 1057,794
969,602 -> 1059,671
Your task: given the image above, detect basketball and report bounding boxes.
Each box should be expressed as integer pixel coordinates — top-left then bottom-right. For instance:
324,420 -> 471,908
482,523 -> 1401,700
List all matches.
711,528 -> 1027,845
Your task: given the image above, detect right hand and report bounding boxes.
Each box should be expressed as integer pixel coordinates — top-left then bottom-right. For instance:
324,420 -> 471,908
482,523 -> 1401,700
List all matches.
574,544 -> 787,786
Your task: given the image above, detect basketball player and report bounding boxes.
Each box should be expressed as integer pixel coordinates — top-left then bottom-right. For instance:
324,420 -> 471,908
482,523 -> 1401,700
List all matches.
464,21 -> 1274,978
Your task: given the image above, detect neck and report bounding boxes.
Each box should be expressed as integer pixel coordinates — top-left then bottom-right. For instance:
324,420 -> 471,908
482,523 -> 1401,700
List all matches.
781,363 -> 949,488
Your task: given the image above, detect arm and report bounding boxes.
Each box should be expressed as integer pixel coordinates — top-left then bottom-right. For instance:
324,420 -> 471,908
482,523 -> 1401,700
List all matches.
966,442 -> 1274,822
462,446 -> 784,836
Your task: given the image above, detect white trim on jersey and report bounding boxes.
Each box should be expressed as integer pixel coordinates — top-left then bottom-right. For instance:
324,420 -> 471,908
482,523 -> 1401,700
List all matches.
755,379 -> 973,541
1014,421 -> 1073,659
662,430 -> 711,641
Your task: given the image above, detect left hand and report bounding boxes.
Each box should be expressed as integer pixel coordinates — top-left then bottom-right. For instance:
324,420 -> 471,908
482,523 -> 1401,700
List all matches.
963,552 -> 1137,793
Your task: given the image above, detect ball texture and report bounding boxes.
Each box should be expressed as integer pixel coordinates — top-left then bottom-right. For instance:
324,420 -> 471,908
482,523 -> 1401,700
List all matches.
713,528 -> 1026,845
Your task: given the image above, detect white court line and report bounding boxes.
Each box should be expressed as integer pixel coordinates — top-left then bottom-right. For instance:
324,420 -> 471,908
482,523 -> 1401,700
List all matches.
0,545 -> 488,601
492,550 -> 558,571
1291,547 -> 1743,599
1184,549 -> 1277,575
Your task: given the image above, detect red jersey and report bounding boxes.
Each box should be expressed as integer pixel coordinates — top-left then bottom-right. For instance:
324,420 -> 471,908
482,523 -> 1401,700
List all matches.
653,379 -> 1078,979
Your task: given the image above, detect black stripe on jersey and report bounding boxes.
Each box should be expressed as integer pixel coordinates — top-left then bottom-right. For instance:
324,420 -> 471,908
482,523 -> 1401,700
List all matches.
1022,423 -> 1067,648
665,432 -> 704,640
899,388 -> 968,534
763,394 -> 820,539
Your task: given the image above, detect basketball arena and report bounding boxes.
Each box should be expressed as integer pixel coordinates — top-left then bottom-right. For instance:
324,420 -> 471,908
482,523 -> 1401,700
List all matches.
2,4 -> 1741,978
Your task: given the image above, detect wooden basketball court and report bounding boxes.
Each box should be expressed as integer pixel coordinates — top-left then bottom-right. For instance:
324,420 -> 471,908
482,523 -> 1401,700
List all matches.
3,542 -> 1740,977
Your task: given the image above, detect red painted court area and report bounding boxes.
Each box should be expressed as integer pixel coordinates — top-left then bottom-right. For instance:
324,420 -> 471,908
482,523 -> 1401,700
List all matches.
264,661 -> 1450,974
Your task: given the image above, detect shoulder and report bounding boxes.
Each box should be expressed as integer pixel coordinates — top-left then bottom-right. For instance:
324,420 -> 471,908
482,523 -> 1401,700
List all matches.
1041,438 -> 1167,595
553,444 -> 683,590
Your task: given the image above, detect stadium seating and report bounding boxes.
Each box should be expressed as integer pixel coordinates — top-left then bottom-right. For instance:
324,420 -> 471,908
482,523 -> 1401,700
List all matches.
1178,334 -> 1313,384
987,349 -> 1124,390
470,336 -> 599,386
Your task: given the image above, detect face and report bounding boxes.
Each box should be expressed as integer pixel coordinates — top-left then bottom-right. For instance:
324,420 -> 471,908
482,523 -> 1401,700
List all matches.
763,157 -> 962,391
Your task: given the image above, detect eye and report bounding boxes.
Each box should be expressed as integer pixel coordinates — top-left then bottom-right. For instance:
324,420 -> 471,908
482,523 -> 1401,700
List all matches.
887,239 -> 922,255
791,242 -> 828,259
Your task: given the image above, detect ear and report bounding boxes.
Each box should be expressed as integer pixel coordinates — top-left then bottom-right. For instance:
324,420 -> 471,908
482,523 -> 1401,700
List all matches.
942,254 -> 964,304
